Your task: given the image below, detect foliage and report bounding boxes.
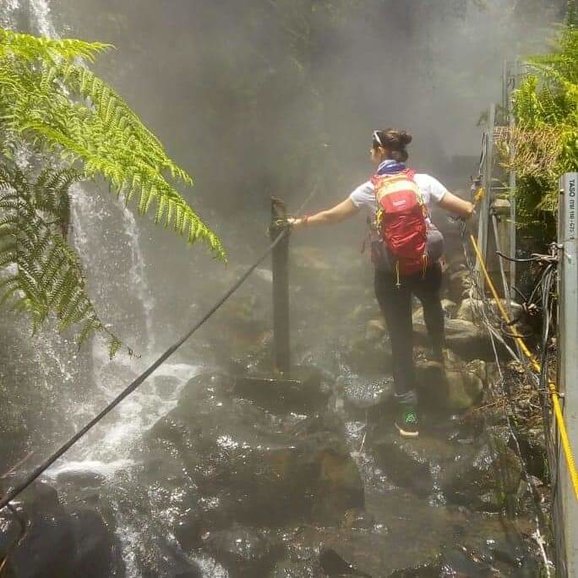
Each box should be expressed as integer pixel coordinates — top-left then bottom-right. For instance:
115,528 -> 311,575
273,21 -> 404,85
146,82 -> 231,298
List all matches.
0,162 -> 123,357
499,23 -> 578,245
0,29 -> 225,350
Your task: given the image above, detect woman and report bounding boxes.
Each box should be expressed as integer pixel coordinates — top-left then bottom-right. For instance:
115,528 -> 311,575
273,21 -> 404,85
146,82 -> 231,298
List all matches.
288,128 -> 474,438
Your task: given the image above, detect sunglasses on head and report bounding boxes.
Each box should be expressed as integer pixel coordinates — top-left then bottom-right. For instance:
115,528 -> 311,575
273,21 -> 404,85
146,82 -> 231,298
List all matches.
372,130 -> 384,147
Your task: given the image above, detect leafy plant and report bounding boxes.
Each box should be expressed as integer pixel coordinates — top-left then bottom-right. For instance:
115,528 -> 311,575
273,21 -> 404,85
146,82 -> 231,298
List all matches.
498,17 -> 578,245
0,29 -> 225,351
0,163 -> 125,356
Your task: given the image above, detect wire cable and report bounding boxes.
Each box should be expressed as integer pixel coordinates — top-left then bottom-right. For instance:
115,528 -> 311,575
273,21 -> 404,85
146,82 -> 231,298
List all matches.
0,187 -> 320,512
458,219 -> 555,572
469,234 -> 578,501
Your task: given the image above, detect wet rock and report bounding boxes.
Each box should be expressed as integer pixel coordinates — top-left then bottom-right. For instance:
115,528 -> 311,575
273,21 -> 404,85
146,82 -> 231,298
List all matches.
467,358 -> 487,384
2,504 -> 76,578
371,434 -> 434,497
270,559 -> 321,577
203,525 -> 282,577
457,297 -> 523,324
0,480 -> 123,578
153,375 -> 182,399
413,318 -> 500,361
365,318 -> 386,340
412,299 -> 457,324
455,298 -> 535,352
446,266 -> 473,303
341,335 -> 393,374
203,293 -> 273,370
515,429 -> 547,481
483,534 -> 541,575
416,359 -> 484,412
147,375 -> 364,527
55,469 -> 107,489
338,374 -> 395,418
137,539 -> 203,578
273,527 -> 384,578
69,507 -> 123,578
439,428 -> 524,512
485,362 -> 502,389
441,298 -> 459,319
319,546 -> 372,576
269,493 -> 529,578
234,366 -> 328,414
341,508 -> 376,530
387,556 -> 442,577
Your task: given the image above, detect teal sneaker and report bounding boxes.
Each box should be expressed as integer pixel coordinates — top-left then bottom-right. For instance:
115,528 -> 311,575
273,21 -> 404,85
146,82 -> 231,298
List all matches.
396,406 -> 419,438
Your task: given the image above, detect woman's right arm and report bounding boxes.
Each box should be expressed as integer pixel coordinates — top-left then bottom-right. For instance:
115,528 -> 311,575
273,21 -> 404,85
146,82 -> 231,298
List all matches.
289,198 -> 360,229
438,191 -> 475,219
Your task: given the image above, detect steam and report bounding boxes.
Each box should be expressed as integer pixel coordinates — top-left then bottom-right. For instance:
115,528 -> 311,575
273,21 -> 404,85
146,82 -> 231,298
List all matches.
53,0 -> 566,333
58,0 -> 565,213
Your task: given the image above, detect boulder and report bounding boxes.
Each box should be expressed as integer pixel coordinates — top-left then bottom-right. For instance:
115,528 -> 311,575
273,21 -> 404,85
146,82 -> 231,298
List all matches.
147,373 -> 364,527
416,359 -> 484,412
413,317 -> 504,361
439,427 -> 524,512
371,433 -> 434,497
446,266 -> 473,303
412,299 -> 457,324
203,526 -> 282,577
0,479 -> 122,578
340,334 -> 393,374
337,374 -> 395,418
233,366 -> 328,414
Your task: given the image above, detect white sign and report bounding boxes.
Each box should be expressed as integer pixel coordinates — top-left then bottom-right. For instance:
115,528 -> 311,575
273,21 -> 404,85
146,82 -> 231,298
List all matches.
563,173 -> 578,240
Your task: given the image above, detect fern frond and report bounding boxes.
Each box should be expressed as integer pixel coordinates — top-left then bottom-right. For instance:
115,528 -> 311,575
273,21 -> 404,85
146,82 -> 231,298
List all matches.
0,29 -> 111,64
0,28 -> 225,259
0,162 -> 123,351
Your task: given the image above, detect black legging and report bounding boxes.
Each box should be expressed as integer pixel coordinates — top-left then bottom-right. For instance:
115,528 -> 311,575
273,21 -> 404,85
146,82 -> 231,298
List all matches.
374,262 -> 445,400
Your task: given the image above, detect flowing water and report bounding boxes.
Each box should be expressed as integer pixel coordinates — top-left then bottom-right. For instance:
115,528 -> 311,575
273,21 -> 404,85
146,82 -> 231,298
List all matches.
0,2 -> 554,576
2,6 -> 204,574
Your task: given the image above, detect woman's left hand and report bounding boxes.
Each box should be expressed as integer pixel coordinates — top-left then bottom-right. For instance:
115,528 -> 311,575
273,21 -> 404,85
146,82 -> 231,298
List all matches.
287,216 -> 306,229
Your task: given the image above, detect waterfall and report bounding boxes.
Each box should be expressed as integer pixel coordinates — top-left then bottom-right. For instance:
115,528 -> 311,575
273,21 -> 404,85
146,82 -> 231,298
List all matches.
29,0 -> 56,36
3,4 -> 205,576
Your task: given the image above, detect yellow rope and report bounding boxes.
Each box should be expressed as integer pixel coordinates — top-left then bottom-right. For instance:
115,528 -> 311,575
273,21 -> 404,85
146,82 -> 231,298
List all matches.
470,233 -> 578,501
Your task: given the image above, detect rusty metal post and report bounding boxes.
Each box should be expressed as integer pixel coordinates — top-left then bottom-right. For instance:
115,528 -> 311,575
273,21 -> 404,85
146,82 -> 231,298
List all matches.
270,198 -> 290,373
557,172 -> 578,577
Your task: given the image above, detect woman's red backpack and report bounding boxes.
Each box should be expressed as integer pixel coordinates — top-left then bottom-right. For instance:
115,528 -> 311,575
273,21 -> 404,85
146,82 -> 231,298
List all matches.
371,169 -> 428,283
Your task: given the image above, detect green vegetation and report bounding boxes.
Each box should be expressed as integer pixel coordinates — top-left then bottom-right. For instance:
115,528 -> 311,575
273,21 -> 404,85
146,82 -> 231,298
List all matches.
501,7 -> 578,245
0,30 -> 224,354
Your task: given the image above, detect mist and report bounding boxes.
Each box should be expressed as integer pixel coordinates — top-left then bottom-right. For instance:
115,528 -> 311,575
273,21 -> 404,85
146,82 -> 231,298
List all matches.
0,2 -> 568,575
52,0 -> 564,336
57,0 -> 565,206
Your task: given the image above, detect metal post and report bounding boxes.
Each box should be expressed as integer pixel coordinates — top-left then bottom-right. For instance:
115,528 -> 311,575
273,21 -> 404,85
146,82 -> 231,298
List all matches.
557,172 -> 578,577
270,198 -> 291,373
476,105 -> 494,275
507,61 -> 518,295
491,207 -> 512,315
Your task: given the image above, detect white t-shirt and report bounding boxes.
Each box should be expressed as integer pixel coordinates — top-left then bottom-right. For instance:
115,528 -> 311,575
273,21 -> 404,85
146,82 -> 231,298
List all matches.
349,173 -> 448,217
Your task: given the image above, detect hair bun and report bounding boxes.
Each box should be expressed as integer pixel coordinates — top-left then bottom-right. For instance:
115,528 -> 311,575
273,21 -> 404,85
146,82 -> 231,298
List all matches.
400,131 -> 412,146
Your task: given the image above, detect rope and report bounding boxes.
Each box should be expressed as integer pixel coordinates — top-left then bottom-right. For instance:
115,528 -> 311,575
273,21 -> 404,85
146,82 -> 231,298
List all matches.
0,187 -> 320,512
469,233 -> 578,501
